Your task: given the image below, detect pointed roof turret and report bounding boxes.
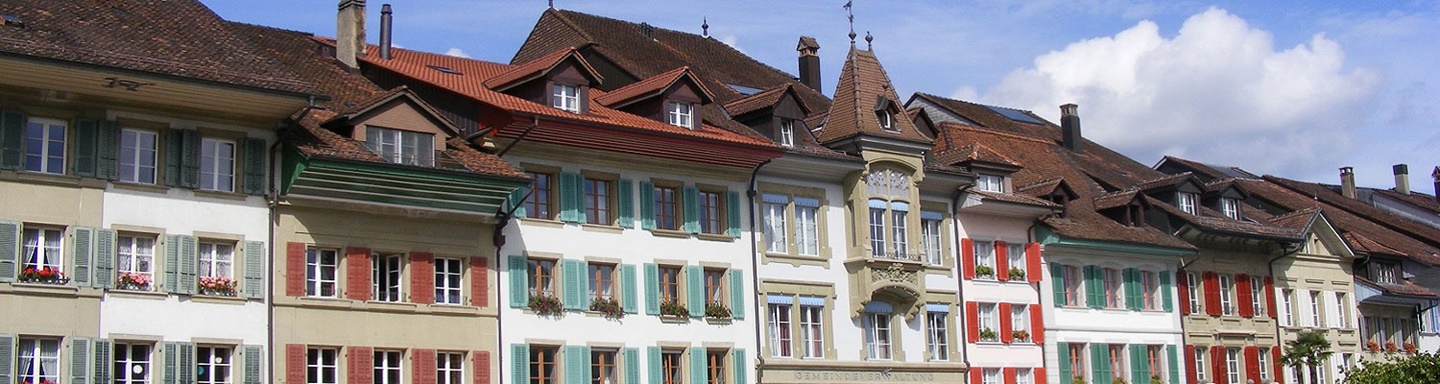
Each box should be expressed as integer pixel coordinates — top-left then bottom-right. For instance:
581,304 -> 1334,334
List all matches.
815,45 -> 931,145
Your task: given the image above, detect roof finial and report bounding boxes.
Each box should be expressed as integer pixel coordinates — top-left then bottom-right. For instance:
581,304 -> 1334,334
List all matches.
864,31 -> 872,50
548,0 -> 554,9
844,1 -> 856,45
702,17 -> 709,37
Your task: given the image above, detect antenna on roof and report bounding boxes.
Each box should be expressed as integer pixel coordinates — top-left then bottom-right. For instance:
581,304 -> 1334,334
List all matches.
702,17 -> 709,37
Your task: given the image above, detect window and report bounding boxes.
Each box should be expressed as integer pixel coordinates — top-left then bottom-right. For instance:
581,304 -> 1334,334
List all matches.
306,249 -> 338,297
435,258 -> 463,305
589,263 -> 616,303
530,346 -> 558,384
1251,276 -> 1265,317
307,348 -> 338,384
761,193 -> 821,256
868,201 -> 886,258
372,253 -> 403,302
1104,268 -> 1122,308
117,235 -> 156,290
438,352 -> 465,384
926,311 -> 949,361
24,117 -> 66,174
197,346 -> 232,384
1373,262 -> 1399,284
198,242 -> 234,281
706,350 -> 727,384
1141,271 -> 1159,310
762,196 -> 787,253
1147,346 -> 1165,383
978,303 -> 998,341
592,350 -> 617,384
1310,291 -> 1323,327
704,269 -> 726,307
658,266 -> 680,304
1006,243 -> 1024,278
1011,305 -> 1029,341
1194,347 -> 1207,382
16,338 -> 60,384
779,120 -> 795,147
1258,347 -> 1272,383
877,111 -> 894,131
21,226 -> 63,272
890,203 -> 908,259
795,202 -> 818,256
1177,192 -> 1198,215
799,302 -> 824,358
921,215 -> 942,265
974,241 -> 995,278
667,101 -> 694,128
976,174 -> 1003,193
1225,348 -> 1240,384
366,127 -> 435,167
1186,272 -> 1202,314
1281,289 -> 1295,326
200,138 -> 236,192
863,312 -> 892,359
661,350 -> 683,384
584,178 -> 612,225
981,368 -> 999,384
526,172 -> 555,219
1219,274 -> 1235,316
654,186 -> 679,231
120,129 -> 158,183
553,84 -> 580,113
698,190 -> 723,234
1108,345 -> 1126,381
374,350 -> 403,384
1069,344 -> 1087,382
528,258 -> 556,299
1063,265 -> 1082,306
1221,198 -> 1241,220
768,302 -> 793,358
114,343 -> 153,384
1334,292 -> 1348,328
1016,369 -> 1033,384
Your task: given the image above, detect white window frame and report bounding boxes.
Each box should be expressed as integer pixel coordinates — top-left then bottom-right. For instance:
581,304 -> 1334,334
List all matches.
795,204 -> 818,256
435,257 -> 464,305
868,203 -> 886,258
1186,272 -> 1202,314
117,234 -> 157,290
197,345 -> 233,384
1194,347 -> 1207,382
975,241 -> 996,279
1251,276 -> 1265,317
120,128 -> 159,184
1016,368 -> 1033,384
200,138 -> 236,192
878,111 -> 895,131
779,119 -> 795,147
1225,348 -> 1240,384
24,117 -> 67,174
307,348 -> 338,384
372,253 -> 404,302
921,217 -> 942,265
306,248 -> 338,298
373,350 -> 403,384
667,101 -> 694,128
21,226 -> 64,272
1012,305 -> 1029,336
762,198 -> 788,254
1218,274 -> 1234,316
552,84 -> 580,113
1104,268 -> 1123,308
114,342 -> 153,384
1333,292 -> 1347,328
800,303 -> 824,358
1142,271 -> 1159,310
981,368 -> 1000,384
437,351 -> 465,384
1177,192 -> 1198,215
1221,198 -> 1240,219
366,126 -> 435,167
1006,243 -> 1024,277
768,303 -> 793,358
976,174 -> 1004,192
17,337 -> 61,384
890,206 -> 908,259
1280,289 -> 1295,326
1258,347 -> 1272,383
1310,291 -> 1323,327
978,303 -> 998,341
925,311 -> 949,361
863,312 -> 892,360
199,242 -> 234,279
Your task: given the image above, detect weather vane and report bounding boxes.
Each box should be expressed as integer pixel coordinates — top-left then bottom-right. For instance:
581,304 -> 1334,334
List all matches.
844,1 -> 856,44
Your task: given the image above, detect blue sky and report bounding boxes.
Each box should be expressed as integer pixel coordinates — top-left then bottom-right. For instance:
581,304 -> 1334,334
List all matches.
205,1 -> 1440,190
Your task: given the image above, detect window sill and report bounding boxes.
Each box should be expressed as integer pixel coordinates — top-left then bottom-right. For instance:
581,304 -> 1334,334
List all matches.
704,316 -> 734,325
696,233 -> 734,242
0,170 -> 106,188
762,253 -> 829,269
363,300 -> 419,312
193,189 -> 249,201
517,217 -> 565,228
581,224 -> 624,234
110,181 -> 170,194
650,229 -> 691,239
7,282 -> 82,297
107,289 -> 168,300
191,294 -> 250,305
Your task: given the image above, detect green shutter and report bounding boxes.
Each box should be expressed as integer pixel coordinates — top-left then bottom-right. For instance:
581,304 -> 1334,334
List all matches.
689,346 -> 706,384
1167,345 -> 1180,384
0,221 -> 16,282
71,227 -> 93,287
1051,263 -> 1065,307
164,129 -> 184,187
164,234 -> 182,294
179,343 -> 195,384
559,172 -> 582,223
74,119 -> 98,177
644,263 -> 660,315
1057,343 -> 1072,384
511,344 -> 529,384
97,121 -> 119,180
70,337 -> 92,384
163,342 -> 179,384
92,339 -> 111,384
181,129 -> 200,188
729,269 -> 745,319
508,255 -> 528,308
1091,344 -> 1109,381
242,137 -> 267,195
726,191 -> 742,238
564,346 -> 586,384
563,259 -> 587,311
682,186 -> 700,233
639,181 -> 656,230
1160,271 -> 1174,312
646,347 -> 662,384
1131,345 -> 1150,383
686,265 -> 704,317
0,334 -> 13,384
243,241 -> 265,299
1124,268 -> 1140,310
180,235 -> 198,295
617,179 -> 634,228
0,109 -> 25,170
733,348 -> 747,384
508,184 -> 528,218
620,264 -> 639,314
623,348 -> 640,384
93,229 -> 115,289
242,345 -> 262,384
1084,266 -> 1101,309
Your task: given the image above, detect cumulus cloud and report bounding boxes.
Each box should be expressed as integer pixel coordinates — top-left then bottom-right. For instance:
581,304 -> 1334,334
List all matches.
980,8 -> 1379,176
443,47 -> 470,58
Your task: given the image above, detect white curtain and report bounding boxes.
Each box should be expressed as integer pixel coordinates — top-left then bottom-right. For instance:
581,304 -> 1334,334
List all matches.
23,229 -> 40,266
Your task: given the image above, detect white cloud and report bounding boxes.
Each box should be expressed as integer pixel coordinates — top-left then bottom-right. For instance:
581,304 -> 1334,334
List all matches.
443,47 -> 470,58
719,35 -> 744,54
981,8 -> 1380,177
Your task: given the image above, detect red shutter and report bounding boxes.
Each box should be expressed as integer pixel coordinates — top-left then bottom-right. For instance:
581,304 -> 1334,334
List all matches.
1003,368 -> 1016,384
1203,271 -> 1221,317
348,346 -> 373,384
474,350 -> 492,384
1026,243 -> 1043,283
999,303 -> 1014,343
286,242 -> 307,297
470,257 -> 489,307
1030,304 -> 1045,344
286,344 -> 306,384
969,367 -> 982,384
996,241 -> 1010,281
1211,346 -> 1226,384
1177,271 -> 1191,315
1272,347 -> 1284,383
1236,274 -> 1253,318
1035,367 -> 1047,384
962,238 -> 976,280
345,247 -> 371,301
1244,346 -> 1260,383
1184,346 -> 1198,384
1265,276 -> 1277,319
966,302 -> 980,342
411,252 -> 436,305
413,349 -> 437,384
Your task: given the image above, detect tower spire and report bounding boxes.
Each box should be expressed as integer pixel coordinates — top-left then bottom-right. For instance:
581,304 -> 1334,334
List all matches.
844,1 -> 856,45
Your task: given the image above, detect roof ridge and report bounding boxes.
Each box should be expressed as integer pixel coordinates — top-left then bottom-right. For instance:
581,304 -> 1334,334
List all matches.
941,122 -> 1055,146
1016,177 -> 1064,192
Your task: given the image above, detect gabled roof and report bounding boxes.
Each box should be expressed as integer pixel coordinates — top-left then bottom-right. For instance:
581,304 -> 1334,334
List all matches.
594,66 -> 714,108
322,87 -> 462,137
1232,178 -> 1440,266
1135,172 -> 1203,192
0,0 -> 314,95
1154,155 -> 1259,181
724,84 -> 811,117
1016,177 -> 1073,199
816,46 -> 931,145
1094,190 -> 1143,211
1356,276 -> 1438,298
482,48 -> 602,91
933,143 -> 1020,169
1266,175 -> 1440,249
1145,195 -> 1302,240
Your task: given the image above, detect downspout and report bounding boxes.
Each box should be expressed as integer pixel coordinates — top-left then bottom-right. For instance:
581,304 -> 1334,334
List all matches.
267,107 -> 309,384
496,116 -> 540,158
745,158 -> 772,383
951,186 -> 973,375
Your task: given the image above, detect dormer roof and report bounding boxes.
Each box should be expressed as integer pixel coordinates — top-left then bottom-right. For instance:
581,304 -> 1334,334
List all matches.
934,142 -> 1020,171
594,66 -> 714,108
321,87 -> 461,137
816,46 -> 931,145
482,48 -> 603,91
724,84 -> 812,118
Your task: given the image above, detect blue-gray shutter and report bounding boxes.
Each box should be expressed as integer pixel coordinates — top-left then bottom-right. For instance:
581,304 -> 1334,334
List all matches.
639,182 -> 656,230
180,235 -> 198,295
71,227 -> 93,287
242,345 -> 262,384
620,264 -> 638,314
181,130 -> 201,188
511,344 -> 529,384
243,241 -> 265,299
0,221 -> 17,282
179,343 -> 195,384
508,255 -> 528,308
93,229 -> 115,289
0,334 -> 14,384
93,339 -> 112,384
644,263 -> 660,315
74,119 -> 98,177
617,179 -> 634,228
726,191 -> 742,238
98,121 -> 120,180
242,137 -> 267,195
71,337 -> 92,384
563,259 -> 584,311
733,349 -> 747,384
686,265 -> 704,317
164,129 -> 184,187
1167,344 -> 1180,384
559,172 -> 582,223
689,346 -> 706,384
163,342 -> 178,384
729,269 -> 745,319
508,185 -> 528,218
682,186 -> 700,233
0,109 -> 25,170
164,234 -> 182,294
646,347 -> 661,384
564,345 -> 586,384
623,348 -> 639,384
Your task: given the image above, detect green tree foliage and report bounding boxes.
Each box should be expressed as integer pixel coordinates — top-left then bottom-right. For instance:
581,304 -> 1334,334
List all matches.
1344,352 -> 1440,384
1281,330 -> 1333,384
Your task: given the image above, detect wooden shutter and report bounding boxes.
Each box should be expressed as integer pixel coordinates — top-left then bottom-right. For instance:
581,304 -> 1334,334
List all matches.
1050,263 -> 1065,307
961,238 -> 975,279
561,259 -> 583,310
164,128 -> 184,187
285,242 -> 307,297
995,240 -> 1009,281
181,129 -> 201,188
470,257 -> 489,308
348,346 -> 373,384
564,345 -> 586,384
285,344 -> 306,384
97,121 -> 120,180
242,137 -> 267,195
733,349 -> 748,384
644,263 -> 660,315
93,339 -> 112,384
507,255 -> 528,308
164,342 -> 179,384
689,346 -> 707,384
179,343 -> 196,384
1211,346 -> 1226,384
510,344 -> 529,384
1244,346 -> 1260,383
1168,345 -> 1180,384
1004,368 -> 1016,384
243,241 -> 265,299
729,269 -> 745,319
969,368 -> 982,384
1272,347 -> 1284,384
559,172 -> 584,223
74,118 -> 98,177
682,186 -> 700,233
1236,273 -> 1254,318
70,337 -> 92,384
1203,272 -> 1221,316
1160,271 -> 1174,312
617,179 -> 634,228
622,348 -> 640,384
1184,346 -> 1197,384
726,191 -> 742,238
1091,344 -> 1109,382
93,229 -> 114,290
1085,266 -> 1103,309
0,221 -> 18,282
1035,367 -> 1047,384
409,252 -> 435,305
1264,277 -> 1277,319
620,264 -> 639,314
1030,304 -> 1045,343
71,227 -> 93,287
1057,343 -> 1072,384
965,302 -> 980,341
1128,345 -> 1145,383
242,345 -> 263,384
639,181 -> 656,230
1123,268 -> 1140,310
179,235 -> 198,295
1026,243 -> 1043,283
646,347 -> 662,384
999,303 -> 1013,343
1177,271 -> 1190,315
0,109 -> 26,170
344,246 -> 370,300
686,265 -> 704,317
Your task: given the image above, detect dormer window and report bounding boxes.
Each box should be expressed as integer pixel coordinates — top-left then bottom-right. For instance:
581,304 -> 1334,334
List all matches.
976,174 -> 1003,193
366,126 -> 434,167
878,110 -> 895,132
667,101 -> 694,128
779,119 -> 795,147
552,84 -> 581,113
1373,262 -> 1399,284
1220,198 -> 1241,220
1177,192 -> 1198,215
1128,203 -> 1145,227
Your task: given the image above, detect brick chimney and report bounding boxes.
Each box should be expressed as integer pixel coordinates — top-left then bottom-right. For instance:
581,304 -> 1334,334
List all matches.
1394,164 -> 1411,195
1060,104 -> 1082,152
797,36 -> 821,91
336,0 -> 366,68
1340,166 -> 1357,199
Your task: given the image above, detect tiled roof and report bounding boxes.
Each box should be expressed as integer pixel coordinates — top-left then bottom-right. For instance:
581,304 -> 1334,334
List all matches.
816,47 -> 931,144
972,190 -> 1061,209
226,22 -> 381,110
594,66 -> 712,107
1155,155 -> 1259,181
933,143 -> 1019,168
1231,178 -> 1440,266
0,0 -> 314,95
1015,177 -> 1066,197
724,84 -> 801,117
1265,207 -> 1320,230
798,36 -> 819,50
1356,276 -> 1438,298
1342,232 -> 1405,257
1094,190 -> 1140,210
1371,188 -> 1440,213
1135,172 -> 1197,192
482,48 -> 600,91
1145,195 -> 1302,239
1266,176 -> 1440,249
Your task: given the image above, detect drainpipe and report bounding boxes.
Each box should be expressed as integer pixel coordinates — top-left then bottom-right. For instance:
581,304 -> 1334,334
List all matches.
951,186 -> 974,375
267,108 -> 308,384
1025,212 -> 1056,376
745,159 -> 772,383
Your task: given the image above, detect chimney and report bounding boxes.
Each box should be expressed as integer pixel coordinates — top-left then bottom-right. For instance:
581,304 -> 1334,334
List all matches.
797,36 -> 821,91
1432,166 -> 1439,202
1340,166 -> 1357,199
1060,104 -> 1082,152
1394,164 -> 1411,195
378,4 -> 392,60
336,0 -> 366,68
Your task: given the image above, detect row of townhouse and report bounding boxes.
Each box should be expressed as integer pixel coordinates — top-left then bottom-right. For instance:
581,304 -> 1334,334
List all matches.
5,2 -> 1440,384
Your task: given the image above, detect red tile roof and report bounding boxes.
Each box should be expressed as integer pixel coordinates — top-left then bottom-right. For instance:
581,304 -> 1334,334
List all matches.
594,66 -> 714,108
817,47 -> 932,144
482,48 -> 601,91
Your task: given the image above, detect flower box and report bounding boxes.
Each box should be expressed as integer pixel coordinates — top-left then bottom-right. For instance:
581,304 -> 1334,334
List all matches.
1012,329 -> 1030,342
528,294 -> 564,316
117,272 -> 153,291
704,302 -> 732,319
980,328 -> 998,342
975,265 -> 994,278
590,297 -> 624,319
659,300 -> 689,318
19,267 -> 67,285
198,276 -> 237,296
1009,268 -> 1026,280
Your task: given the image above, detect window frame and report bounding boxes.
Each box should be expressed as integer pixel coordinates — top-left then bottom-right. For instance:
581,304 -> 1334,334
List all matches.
552,84 -> 581,113
1221,198 -> 1241,220
1141,271 -> 1159,311
705,349 -> 727,384
1177,192 -> 1198,215
925,310 -> 949,361
307,347 -> 339,384
434,257 -> 464,305
1107,344 -> 1125,382
16,337 -> 61,384
373,350 -> 403,384
658,265 -> 681,305
117,234 -> 158,290
437,351 -> 465,384
1258,347 -> 1272,383
372,253 -> 404,302
1225,348 -> 1240,384
1063,265 -> 1082,307
768,302 -> 793,358
583,177 -> 615,226
978,303 -> 998,342
667,101 -> 694,128
1186,272 -> 1202,314
527,258 -> 558,299
199,137 -> 236,192
526,171 -> 556,220
21,225 -> 65,272
799,302 -> 825,358
703,268 -> 727,308
976,174 -> 1004,193
660,349 -> 683,384
197,345 -> 234,384
653,185 -> 680,231
1069,344 -> 1088,382
1194,347 -> 1207,382
1219,274 -> 1235,316
921,216 -> 943,265
364,126 -> 436,167
778,119 -> 795,147
306,248 -> 339,298
1006,243 -> 1024,277
697,189 -> 724,235
113,342 -> 154,384
23,116 -> 67,174
592,349 -> 618,384
863,311 -> 893,360
120,128 -> 159,184
877,110 -> 895,132
529,345 -> 558,384
1251,276 -> 1266,317
761,197 -> 788,254
198,241 -> 235,280
1103,268 -> 1122,308
974,241 -> 996,279
588,262 -> 617,303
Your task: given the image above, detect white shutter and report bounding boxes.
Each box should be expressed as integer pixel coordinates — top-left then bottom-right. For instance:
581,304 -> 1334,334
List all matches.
1297,290 -> 1312,327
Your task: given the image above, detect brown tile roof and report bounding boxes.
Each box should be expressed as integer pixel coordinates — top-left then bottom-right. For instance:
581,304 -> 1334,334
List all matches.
1145,195 -> 1302,239
1265,207 -> 1320,230
226,22 -> 381,110
1266,175 -> 1440,249
0,0 -> 314,95
1094,190 -> 1140,210
972,190 -> 1061,209
816,47 -> 931,144
1372,188 -> 1440,213
933,143 -> 1019,168
1136,172 -> 1197,192
724,84 -> 806,117
1356,276 -> 1438,298
482,48 -> 601,91
594,66 -> 713,108
1343,232 -> 1404,257
1157,155 -> 1259,181
1015,177 -> 1066,197
798,36 -> 819,50
1233,178 -> 1440,266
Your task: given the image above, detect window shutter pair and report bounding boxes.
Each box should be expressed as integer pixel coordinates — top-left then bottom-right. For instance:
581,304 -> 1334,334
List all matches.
960,238 -> 975,279
564,345 -> 590,384
1123,268 -> 1141,310
1203,271 -> 1221,316
995,241 -> 1009,281
562,259 -> 588,311
1049,263 -> 1065,307
1176,271 -> 1190,315
558,172 -> 586,223
681,187 -> 701,233
1090,343 -> 1110,381
507,255 -> 528,308
643,263 -> 660,315
1130,345 -> 1151,383
1083,266 -> 1103,309
620,264 -> 639,314
1056,343 -> 1072,384
1236,273 -> 1254,318
242,241 -> 265,299
1026,243 -> 1042,283
686,265 -> 704,317
688,346 -> 707,384
617,179 -> 635,228
1159,271 -> 1174,312
0,109 -> 28,170
623,348 -> 640,384
163,235 -> 199,295
163,341 -> 197,384
998,302 -> 1013,343
510,344 -> 529,384
163,129 -> 203,188
639,182 -> 656,230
